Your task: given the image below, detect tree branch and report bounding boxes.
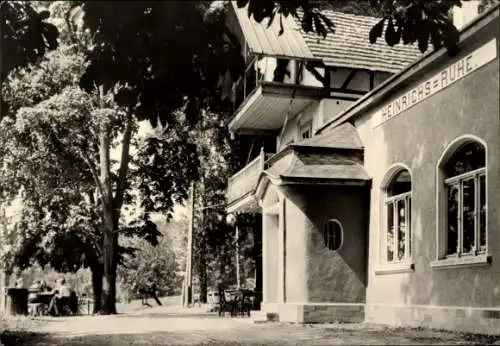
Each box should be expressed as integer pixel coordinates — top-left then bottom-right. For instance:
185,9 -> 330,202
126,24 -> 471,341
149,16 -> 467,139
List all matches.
81,149 -> 104,201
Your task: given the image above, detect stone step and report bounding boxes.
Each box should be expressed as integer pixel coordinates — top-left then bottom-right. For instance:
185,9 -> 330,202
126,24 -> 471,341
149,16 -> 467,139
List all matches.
250,310 -> 268,323
267,312 -> 279,322
250,310 -> 280,324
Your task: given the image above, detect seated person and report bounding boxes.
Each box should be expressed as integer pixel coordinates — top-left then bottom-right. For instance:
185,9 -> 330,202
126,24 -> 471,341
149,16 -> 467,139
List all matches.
47,278 -> 74,316
40,280 -> 50,292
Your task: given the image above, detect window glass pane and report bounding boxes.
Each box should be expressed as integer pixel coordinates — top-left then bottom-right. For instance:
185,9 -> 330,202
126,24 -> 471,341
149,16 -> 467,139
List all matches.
387,170 -> 411,196
324,220 -> 342,251
462,179 -> 476,254
479,174 -> 486,251
444,142 -> 485,177
407,197 -> 411,256
447,184 -> 459,255
300,121 -> 312,140
387,203 -> 394,262
301,129 -> 311,139
397,199 -> 406,261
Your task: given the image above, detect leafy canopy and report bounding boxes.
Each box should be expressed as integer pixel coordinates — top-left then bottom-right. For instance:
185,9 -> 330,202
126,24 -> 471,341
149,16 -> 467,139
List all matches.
1,1 -> 59,80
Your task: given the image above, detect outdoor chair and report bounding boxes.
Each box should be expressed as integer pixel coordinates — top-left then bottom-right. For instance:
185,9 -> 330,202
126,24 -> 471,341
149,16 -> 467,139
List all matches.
77,295 -> 93,315
238,290 -> 253,317
218,289 -> 237,317
230,290 -> 252,317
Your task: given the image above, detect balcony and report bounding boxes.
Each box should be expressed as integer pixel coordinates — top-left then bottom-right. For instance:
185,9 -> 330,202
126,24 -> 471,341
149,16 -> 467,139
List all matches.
228,57 -> 327,135
226,149 -> 272,213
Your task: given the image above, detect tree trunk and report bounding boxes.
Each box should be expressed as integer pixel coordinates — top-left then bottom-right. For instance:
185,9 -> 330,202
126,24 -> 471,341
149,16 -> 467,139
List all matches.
90,264 -> 103,314
96,90 -> 133,315
98,95 -> 117,315
199,241 -> 208,304
101,227 -> 117,314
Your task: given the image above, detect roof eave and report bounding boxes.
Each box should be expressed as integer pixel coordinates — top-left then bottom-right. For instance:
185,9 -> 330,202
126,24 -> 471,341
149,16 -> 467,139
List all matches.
316,5 -> 500,135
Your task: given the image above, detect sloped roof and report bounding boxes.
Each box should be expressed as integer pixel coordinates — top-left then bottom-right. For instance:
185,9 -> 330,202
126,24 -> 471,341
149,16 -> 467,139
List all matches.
299,11 -> 423,73
231,2 -> 422,73
262,122 -> 369,185
265,151 -> 370,182
231,2 -> 316,60
299,122 -> 363,149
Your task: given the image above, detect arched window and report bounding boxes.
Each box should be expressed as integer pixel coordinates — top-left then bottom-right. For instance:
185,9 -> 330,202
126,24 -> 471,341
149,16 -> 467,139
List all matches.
324,219 -> 343,251
384,168 -> 412,263
442,141 -> 486,257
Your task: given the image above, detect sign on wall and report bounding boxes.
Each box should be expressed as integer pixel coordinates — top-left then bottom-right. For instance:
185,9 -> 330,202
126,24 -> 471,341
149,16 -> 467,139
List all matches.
372,38 -> 498,128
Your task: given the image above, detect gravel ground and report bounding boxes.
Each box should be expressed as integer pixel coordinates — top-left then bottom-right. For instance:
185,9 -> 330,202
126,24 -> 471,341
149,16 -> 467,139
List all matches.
1,304 -> 499,346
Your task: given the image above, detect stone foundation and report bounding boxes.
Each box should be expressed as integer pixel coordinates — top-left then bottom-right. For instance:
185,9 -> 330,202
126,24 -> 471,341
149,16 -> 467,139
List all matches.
365,304 -> 500,335
276,303 -> 365,323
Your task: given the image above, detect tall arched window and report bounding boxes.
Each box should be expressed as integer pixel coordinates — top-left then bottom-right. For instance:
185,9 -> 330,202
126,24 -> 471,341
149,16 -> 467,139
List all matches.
384,168 -> 412,263
442,141 -> 486,257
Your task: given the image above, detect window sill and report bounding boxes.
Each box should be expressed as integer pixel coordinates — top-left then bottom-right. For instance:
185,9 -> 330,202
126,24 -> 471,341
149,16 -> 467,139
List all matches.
430,254 -> 492,270
375,262 -> 415,275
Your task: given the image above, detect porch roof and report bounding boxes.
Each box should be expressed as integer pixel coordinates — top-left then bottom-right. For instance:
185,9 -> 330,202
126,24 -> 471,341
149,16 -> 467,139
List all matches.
297,122 -> 364,150
255,123 -> 370,198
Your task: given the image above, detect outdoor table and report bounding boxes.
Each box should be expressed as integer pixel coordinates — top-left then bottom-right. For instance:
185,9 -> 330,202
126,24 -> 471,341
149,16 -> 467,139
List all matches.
38,292 -> 55,306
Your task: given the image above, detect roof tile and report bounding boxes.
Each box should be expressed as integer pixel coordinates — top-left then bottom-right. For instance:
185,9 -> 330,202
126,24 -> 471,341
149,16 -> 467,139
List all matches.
298,122 -> 363,149
298,11 -> 423,73
232,2 -> 423,74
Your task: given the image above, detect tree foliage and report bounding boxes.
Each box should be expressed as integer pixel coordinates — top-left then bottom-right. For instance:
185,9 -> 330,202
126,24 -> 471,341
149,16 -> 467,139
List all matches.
0,2 -> 200,314
118,214 -> 188,299
77,1 -> 238,128
0,1 -> 59,80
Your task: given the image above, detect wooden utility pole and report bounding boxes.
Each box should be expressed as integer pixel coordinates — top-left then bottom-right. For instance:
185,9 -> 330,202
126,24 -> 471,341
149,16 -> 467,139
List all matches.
183,182 -> 195,307
0,206 -> 7,315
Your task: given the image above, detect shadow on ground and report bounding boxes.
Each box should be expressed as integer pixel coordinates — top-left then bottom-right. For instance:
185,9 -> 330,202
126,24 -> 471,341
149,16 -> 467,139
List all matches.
2,326 -> 500,346
1,331 -> 269,346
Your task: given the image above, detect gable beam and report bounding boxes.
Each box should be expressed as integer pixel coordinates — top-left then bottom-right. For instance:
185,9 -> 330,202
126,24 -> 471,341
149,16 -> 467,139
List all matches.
341,69 -> 357,89
305,62 -> 326,85
369,71 -> 375,90
235,128 -> 280,137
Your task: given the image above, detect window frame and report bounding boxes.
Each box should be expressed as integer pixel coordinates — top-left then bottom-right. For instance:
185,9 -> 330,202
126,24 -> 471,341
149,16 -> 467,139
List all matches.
376,165 -> 414,275
384,191 -> 412,264
443,167 -> 486,257
432,136 -> 490,270
299,119 -> 313,140
323,219 -> 343,252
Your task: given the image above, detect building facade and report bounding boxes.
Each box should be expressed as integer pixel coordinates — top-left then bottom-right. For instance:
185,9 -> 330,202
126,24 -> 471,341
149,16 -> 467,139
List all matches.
224,1 -> 499,334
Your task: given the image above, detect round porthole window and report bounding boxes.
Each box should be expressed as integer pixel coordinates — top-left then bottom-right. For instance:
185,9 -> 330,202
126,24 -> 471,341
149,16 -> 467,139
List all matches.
324,219 -> 343,251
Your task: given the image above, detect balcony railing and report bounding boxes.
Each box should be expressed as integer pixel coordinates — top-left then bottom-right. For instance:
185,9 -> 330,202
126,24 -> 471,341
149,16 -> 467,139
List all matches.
232,57 -> 259,112
231,57 -> 326,113
226,149 -> 272,207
